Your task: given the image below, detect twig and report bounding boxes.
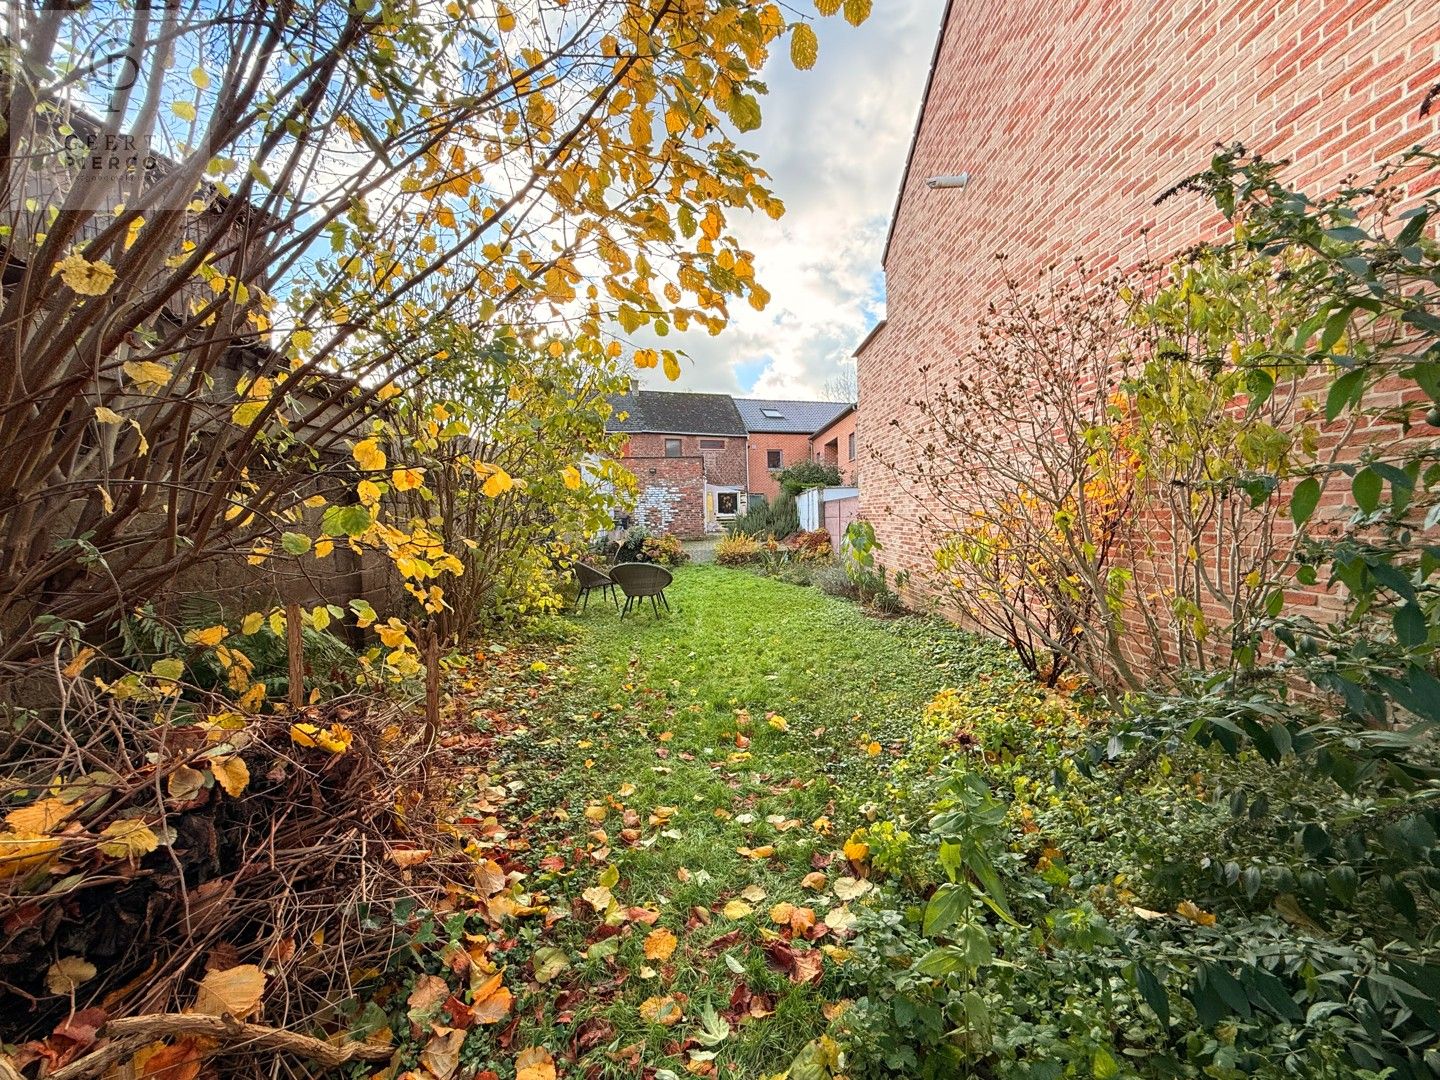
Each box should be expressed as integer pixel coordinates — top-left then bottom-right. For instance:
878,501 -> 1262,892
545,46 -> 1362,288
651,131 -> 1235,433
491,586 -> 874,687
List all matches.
48,1013 -> 392,1080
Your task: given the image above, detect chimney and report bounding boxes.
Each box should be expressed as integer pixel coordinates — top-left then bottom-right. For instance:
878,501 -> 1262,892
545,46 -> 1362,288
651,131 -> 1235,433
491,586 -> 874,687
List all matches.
629,377 -> 641,394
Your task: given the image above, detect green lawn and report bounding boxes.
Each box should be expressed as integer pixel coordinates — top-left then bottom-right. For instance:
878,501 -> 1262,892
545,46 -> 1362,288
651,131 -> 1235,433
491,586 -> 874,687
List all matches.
435,565 -> 1008,1077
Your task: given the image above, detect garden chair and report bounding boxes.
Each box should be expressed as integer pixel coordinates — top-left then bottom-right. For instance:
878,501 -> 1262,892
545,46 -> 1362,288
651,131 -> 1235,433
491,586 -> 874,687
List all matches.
573,562 -> 619,612
609,562 -> 673,618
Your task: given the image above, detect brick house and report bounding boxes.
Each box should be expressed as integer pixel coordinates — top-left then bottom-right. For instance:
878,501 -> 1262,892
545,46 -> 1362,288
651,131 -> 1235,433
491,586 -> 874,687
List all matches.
808,404 -> 858,486
606,391 -> 855,536
607,389 -> 749,538
733,398 -> 853,503
857,0 -> 1440,608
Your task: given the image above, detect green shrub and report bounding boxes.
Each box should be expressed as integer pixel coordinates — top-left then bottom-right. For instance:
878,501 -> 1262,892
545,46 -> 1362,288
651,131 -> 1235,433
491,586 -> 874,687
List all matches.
768,490 -> 800,539
731,498 -> 771,537
777,460 -> 842,496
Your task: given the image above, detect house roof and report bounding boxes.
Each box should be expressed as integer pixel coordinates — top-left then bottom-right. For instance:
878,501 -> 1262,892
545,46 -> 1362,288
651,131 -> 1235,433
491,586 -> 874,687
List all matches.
733,397 -> 852,435
810,403 -> 856,441
606,390 -> 747,436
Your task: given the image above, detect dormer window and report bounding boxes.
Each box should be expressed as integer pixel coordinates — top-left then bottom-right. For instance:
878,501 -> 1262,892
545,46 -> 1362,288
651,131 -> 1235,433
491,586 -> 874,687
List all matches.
761,408 -> 784,419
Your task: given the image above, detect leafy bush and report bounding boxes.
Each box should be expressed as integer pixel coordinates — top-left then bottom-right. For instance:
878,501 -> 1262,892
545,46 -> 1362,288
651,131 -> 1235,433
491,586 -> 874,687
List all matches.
768,490 -> 801,539
731,498 -> 771,537
788,529 -> 834,561
777,460 -> 843,496
837,144 -> 1440,1080
640,533 -> 689,566
715,534 -> 763,565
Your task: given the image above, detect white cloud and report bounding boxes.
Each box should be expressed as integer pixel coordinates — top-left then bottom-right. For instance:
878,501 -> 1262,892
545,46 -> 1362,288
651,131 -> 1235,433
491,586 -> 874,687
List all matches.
635,0 -> 946,398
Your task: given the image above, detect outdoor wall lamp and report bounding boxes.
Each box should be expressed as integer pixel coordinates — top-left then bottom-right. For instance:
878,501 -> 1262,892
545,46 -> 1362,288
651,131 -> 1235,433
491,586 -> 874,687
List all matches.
925,172 -> 971,190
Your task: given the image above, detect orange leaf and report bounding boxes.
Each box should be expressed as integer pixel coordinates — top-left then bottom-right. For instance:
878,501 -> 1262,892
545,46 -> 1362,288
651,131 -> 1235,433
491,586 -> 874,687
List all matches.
643,927 -> 677,962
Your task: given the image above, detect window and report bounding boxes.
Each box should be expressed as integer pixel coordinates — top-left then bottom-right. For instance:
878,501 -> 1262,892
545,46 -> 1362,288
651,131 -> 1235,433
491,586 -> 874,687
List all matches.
717,492 -> 738,515
766,449 -> 782,469
664,438 -> 682,457
848,432 -> 856,460
761,408 -> 784,419
698,438 -> 725,450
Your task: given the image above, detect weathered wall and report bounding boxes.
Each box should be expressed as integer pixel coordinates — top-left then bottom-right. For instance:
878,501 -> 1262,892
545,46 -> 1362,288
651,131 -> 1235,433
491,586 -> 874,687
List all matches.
746,432 -> 812,501
860,0 -> 1440,606
622,432 -> 747,487
626,455 -> 707,538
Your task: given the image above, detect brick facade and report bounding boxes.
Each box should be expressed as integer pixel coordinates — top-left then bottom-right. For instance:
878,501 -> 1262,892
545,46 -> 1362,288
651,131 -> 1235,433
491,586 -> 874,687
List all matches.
859,0 -> 1440,611
809,408 -> 858,486
746,432 -> 812,502
621,432 -> 747,488
626,454 -> 707,539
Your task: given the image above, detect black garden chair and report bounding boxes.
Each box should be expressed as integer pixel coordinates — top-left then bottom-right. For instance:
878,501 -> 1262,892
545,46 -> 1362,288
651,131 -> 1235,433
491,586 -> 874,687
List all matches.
573,562 -> 619,612
609,562 -> 673,618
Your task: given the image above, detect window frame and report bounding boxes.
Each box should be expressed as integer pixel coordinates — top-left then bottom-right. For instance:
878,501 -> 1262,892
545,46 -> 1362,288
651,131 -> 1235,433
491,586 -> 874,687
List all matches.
766,449 -> 782,469
698,438 -> 726,450
664,437 -> 683,458
717,491 -> 739,516
848,432 -> 856,460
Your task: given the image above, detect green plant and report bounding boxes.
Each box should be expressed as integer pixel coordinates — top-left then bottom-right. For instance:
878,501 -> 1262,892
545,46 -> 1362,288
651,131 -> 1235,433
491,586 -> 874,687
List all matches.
731,498 -> 772,538
640,534 -> 689,567
777,461 -> 843,496
768,491 -> 801,539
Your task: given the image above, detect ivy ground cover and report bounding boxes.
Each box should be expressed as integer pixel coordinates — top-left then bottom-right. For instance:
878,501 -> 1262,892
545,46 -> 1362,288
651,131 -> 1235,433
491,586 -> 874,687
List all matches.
388,565 -> 1008,1078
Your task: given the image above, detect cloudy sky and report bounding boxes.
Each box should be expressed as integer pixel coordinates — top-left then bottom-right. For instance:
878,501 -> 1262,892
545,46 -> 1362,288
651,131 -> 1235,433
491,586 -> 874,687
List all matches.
633,1 -> 947,399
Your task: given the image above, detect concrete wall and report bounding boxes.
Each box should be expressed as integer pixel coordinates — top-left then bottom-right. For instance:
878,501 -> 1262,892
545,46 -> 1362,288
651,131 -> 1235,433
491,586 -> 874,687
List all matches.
859,0 -> 1440,613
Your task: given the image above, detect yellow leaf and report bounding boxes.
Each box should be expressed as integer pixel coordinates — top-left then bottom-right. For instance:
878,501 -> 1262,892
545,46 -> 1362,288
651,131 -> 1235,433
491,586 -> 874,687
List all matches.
94,406 -> 124,424
190,66 -> 210,89
122,360 -> 172,392
210,756 -> 249,796
46,956 -> 97,995
514,1047 -> 555,1080
151,657 -> 185,681
640,995 -> 685,1028
495,1 -> 516,31
184,626 -> 228,648
0,831 -> 62,879
841,0 -> 871,25
481,467 -> 513,498
737,845 -> 774,859
5,798 -> 74,834
1176,900 -> 1216,927
391,467 -> 424,491
192,964 -> 266,1018
562,466 -> 582,490
289,722 -> 353,754
240,612 -> 264,635
352,437 -> 387,472
54,251 -> 117,296
721,900 -> 753,919
581,885 -> 613,911
842,838 -> 869,862
643,927 -> 677,962
171,100 -> 197,122
790,23 -> 819,69
98,818 -> 159,859
662,351 -> 681,381
314,539 -> 334,559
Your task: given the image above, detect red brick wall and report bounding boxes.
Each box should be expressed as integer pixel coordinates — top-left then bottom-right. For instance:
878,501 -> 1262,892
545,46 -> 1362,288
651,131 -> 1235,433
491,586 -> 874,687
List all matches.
622,433 -> 747,487
625,455 -> 706,539
809,410 -> 859,486
860,0 -> 1440,609
746,433 -> 812,501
